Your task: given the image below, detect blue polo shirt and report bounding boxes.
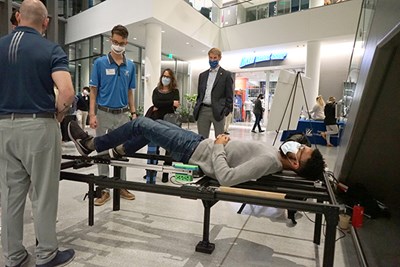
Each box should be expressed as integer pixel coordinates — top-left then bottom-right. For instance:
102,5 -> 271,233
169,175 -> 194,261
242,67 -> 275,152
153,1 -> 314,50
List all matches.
0,26 -> 69,114
89,53 -> 136,108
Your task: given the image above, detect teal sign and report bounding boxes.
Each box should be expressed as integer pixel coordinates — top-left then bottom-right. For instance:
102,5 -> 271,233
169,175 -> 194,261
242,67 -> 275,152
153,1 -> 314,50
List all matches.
240,52 -> 287,68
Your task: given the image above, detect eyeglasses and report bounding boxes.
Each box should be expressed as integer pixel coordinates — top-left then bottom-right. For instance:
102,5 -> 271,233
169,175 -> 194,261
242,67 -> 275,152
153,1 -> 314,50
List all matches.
296,145 -> 307,165
287,144 -> 305,165
162,75 -> 171,79
110,39 -> 126,47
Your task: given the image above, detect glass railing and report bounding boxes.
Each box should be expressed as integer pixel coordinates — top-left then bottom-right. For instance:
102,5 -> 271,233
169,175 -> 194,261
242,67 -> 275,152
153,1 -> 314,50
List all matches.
185,0 -> 351,27
57,0 -> 106,18
341,0 -> 376,119
61,0 -> 351,25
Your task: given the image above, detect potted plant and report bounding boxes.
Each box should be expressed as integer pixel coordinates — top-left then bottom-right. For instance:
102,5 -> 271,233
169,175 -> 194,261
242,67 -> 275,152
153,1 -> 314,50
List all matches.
178,93 -> 197,128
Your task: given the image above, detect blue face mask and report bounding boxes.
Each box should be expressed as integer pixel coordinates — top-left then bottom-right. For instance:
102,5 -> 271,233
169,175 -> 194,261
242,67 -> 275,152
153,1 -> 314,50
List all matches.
280,141 -> 302,156
161,77 -> 171,86
209,60 -> 219,69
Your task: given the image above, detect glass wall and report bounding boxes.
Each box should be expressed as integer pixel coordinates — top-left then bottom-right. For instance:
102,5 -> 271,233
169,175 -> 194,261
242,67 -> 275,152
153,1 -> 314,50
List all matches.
67,35 -> 191,113
342,0 -> 376,119
58,0 -> 106,18
221,0 -> 311,26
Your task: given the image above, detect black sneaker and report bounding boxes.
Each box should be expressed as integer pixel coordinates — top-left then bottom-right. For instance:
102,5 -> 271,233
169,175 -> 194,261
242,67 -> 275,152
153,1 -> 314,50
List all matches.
36,249 -> 75,267
68,121 -> 94,156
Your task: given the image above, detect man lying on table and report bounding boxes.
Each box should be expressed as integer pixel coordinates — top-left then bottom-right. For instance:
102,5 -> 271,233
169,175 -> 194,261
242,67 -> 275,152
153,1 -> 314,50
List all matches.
68,117 -> 325,186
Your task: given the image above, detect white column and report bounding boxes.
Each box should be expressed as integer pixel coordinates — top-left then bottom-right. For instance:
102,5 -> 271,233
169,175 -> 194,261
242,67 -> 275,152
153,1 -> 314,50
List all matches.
305,40 -> 321,99
81,41 -> 90,89
264,70 -> 271,120
309,0 -> 324,8
144,23 -> 162,111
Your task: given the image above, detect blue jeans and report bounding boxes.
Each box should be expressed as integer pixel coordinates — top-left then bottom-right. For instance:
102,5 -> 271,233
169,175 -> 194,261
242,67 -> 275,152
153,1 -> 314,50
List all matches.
94,117 -> 204,163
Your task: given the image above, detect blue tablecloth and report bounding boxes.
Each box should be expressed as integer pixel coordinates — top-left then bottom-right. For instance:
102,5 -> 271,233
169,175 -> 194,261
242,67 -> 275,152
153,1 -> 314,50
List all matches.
280,119 -> 345,146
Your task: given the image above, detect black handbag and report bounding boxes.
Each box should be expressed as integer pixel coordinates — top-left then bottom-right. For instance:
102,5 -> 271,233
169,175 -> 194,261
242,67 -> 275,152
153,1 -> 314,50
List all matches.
163,113 -> 182,127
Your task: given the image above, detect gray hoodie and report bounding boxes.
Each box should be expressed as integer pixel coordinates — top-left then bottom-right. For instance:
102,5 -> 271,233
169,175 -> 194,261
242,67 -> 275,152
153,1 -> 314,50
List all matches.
189,139 -> 282,186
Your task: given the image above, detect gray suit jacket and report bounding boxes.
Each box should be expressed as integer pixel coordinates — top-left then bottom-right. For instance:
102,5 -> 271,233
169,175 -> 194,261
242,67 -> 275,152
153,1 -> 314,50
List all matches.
193,67 -> 233,121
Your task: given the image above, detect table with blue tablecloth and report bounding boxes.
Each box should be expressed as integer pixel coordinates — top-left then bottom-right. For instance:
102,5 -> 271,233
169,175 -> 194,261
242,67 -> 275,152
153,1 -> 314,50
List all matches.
280,119 -> 345,146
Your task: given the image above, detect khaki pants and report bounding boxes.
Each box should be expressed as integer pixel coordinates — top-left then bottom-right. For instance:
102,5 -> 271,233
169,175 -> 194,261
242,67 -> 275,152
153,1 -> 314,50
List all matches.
0,118 -> 61,266
96,109 -> 130,191
196,106 -> 225,138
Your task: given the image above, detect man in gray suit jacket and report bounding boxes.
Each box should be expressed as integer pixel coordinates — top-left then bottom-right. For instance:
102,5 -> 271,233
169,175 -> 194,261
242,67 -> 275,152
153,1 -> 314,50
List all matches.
193,48 -> 233,138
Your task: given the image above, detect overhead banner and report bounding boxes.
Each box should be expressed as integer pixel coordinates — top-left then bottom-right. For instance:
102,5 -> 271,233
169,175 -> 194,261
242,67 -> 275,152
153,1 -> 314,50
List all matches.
240,52 -> 288,68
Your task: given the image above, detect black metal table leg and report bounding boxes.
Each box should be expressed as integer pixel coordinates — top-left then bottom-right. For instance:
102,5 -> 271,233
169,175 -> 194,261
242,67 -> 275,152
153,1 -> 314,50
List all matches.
322,210 -> 339,267
313,200 -> 323,245
195,200 -> 216,254
88,182 -> 94,226
113,166 -> 121,211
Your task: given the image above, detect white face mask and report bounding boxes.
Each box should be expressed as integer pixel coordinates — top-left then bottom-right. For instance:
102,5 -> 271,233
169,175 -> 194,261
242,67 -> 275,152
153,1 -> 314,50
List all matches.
161,77 -> 171,86
111,44 -> 125,54
280,141 -> 302,156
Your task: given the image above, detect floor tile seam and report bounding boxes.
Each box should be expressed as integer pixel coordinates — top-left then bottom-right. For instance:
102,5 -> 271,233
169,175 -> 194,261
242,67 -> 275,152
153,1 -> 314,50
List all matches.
237,226 -> 316,243
218,213 -> 252,266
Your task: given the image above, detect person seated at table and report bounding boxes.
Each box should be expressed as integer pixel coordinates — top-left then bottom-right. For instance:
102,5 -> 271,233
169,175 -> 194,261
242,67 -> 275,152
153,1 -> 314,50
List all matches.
68,118 -> 325,186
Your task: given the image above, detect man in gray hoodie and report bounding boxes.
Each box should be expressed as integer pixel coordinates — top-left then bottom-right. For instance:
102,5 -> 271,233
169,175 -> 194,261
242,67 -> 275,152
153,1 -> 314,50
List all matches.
68,117 -> 325,186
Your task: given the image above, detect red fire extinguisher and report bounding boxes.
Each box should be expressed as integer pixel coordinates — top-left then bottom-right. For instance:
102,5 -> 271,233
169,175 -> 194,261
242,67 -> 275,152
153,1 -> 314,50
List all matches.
352,204 -> 364,228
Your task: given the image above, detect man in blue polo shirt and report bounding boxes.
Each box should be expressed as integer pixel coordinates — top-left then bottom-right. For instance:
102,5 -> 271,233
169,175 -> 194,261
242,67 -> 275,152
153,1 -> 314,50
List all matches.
0,0 -> 76,266
88,25 -> 137,206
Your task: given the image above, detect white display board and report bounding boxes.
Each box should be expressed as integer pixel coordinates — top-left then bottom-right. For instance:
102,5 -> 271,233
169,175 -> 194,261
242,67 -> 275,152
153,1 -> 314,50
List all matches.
266,70 -> 315,131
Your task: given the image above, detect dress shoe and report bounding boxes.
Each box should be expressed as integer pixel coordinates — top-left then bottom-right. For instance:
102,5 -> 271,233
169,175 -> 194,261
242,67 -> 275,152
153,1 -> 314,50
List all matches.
251,130 -> 256,133
120,189 -> 135,200
259,130 -> 265,133
94,191 -> 110,206
36,249 -> 75,267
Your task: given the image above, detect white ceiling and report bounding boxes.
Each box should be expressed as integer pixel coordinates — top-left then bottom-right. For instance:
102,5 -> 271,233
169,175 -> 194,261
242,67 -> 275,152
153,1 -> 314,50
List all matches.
123,18 -> 211,61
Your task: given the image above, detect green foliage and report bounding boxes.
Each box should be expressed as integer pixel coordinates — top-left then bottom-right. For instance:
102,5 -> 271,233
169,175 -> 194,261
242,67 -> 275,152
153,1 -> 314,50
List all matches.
136,106 -> 144,117
177,93 -> 197,127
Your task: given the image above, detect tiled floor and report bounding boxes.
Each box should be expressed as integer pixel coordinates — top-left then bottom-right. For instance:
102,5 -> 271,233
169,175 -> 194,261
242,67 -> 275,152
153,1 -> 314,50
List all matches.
0,122 -> 360,267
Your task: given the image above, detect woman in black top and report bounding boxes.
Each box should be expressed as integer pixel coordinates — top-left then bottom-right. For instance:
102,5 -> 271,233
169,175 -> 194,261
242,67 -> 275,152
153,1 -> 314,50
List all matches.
251,94 -> 265,133
321,96 -> 338,147
147,69 -> 180,120
145,69 -> 180,183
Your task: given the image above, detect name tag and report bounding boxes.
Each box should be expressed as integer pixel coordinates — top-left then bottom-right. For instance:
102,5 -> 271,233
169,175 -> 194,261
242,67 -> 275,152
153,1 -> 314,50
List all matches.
106,69 -> 116,75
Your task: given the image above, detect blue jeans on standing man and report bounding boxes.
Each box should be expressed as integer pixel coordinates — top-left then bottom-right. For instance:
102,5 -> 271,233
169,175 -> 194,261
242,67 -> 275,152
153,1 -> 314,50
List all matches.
94,117 -> 204,163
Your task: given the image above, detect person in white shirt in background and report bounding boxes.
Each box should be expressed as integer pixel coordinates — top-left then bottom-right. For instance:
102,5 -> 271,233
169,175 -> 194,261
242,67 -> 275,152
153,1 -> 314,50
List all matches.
309,95 -> 325,120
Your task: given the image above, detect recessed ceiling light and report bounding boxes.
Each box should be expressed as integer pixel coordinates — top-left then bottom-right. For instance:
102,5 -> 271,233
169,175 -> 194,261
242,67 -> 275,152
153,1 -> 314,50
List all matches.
161,30 -> 165,33
133,37 -> 137,40
186,42 -> 190,45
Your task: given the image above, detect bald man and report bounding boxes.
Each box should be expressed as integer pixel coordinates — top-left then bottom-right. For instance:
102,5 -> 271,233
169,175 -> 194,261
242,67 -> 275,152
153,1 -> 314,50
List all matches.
0,0 -> 75,266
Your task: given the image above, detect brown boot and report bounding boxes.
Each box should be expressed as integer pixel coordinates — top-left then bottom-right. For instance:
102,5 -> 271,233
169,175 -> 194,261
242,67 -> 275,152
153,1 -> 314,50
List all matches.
120,189 -> 135,200
94,191 -> 110,206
